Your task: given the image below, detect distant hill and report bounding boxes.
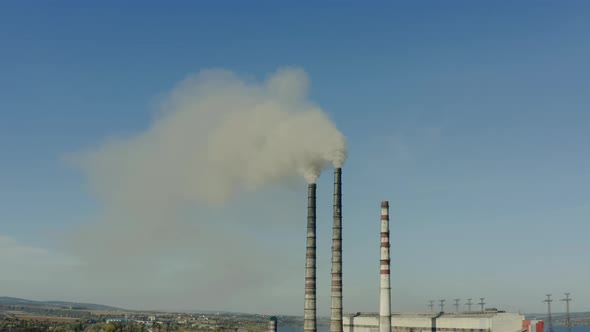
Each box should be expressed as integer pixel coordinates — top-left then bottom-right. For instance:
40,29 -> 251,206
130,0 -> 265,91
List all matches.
526,311 -> 590,323
0,296 -> 124,311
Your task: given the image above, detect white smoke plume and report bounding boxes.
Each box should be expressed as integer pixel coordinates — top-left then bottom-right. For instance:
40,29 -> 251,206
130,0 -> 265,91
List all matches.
66,67 -> 346,312
78,68 -> 345,201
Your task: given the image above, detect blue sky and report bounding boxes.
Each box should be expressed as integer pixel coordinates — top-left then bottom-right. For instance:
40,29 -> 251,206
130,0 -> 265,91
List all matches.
1,1 -> 589,315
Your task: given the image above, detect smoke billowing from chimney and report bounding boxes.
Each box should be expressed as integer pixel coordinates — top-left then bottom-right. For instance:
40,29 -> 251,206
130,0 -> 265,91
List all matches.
304,183 -> 317,332
330,168 -> 343,332
66,67 -> 346,311
74,68 -> 346,206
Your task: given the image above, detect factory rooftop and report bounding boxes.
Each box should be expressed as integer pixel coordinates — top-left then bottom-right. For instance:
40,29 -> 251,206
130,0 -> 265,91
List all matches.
345,311 -> 508,318
344,311 -> 524,332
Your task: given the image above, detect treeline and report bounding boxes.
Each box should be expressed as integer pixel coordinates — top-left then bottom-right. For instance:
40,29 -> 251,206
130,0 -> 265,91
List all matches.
0,320 -> 151,332
0,319 -> 261,332
0,307 -> 91,320
0,318 -> 87,332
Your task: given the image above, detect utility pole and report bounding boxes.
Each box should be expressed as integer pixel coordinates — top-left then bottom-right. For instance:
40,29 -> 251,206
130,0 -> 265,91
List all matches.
439,300 -> 446,312
428,301 -> 435,312
543,294 -> 554,332
454,299 -> 460,312
466,299 -> 473,312
561,293 -> 572,332
478,298 -> 485,312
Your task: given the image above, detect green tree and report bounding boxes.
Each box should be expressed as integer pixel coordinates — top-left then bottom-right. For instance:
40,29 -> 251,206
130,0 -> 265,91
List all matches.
104,323 -> 117,332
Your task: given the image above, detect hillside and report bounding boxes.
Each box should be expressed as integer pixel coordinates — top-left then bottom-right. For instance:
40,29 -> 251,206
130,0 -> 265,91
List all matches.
526,312 -> 590,326
0,297 -> 124,311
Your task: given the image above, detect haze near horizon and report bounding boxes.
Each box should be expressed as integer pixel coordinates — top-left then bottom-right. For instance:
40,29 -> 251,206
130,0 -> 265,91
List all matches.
1,1 -> 589,316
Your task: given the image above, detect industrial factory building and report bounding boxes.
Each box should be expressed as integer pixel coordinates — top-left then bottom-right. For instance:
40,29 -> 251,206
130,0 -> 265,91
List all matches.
295,168 -> 526,332
343,312 -> 524,332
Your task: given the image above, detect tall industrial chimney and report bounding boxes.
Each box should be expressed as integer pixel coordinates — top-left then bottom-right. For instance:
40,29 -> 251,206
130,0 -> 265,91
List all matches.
268,317 -> 278,332
304,183 -> 317,332
330,168 -> 343,332
379,201 -> 391,332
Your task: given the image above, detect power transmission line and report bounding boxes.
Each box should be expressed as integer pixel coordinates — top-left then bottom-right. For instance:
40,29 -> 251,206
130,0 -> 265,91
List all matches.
466,299 -> 473,312
428,301 -> 435,312
561,293 -> 572,332
543,294 -> 554,332
478,298 -> 485,312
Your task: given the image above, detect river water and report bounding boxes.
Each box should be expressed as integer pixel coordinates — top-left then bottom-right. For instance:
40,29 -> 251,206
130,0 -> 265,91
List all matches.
554,327 -> 590,332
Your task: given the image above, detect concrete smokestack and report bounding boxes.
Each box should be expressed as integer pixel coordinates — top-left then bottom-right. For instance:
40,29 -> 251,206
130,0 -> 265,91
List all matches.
268,317 -> 278,332
379,201 -> 391,332
304,183 -> 317,332
330,168 -> 343,332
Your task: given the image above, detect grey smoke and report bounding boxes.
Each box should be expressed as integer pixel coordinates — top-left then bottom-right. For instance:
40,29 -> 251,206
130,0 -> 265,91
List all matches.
66,67 -> 346,312
78,68 -> 345,201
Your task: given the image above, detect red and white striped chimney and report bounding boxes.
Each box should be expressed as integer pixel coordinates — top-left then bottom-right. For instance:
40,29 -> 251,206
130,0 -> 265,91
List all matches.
304,183 -> 317,332
379,201 -> 391,332
268,317 -> 278,332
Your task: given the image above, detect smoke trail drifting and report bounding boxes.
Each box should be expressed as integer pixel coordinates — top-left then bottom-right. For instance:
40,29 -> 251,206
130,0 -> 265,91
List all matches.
66,68 -> 346,310
77,68 -> 345,204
